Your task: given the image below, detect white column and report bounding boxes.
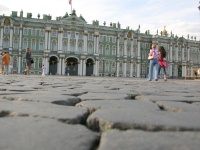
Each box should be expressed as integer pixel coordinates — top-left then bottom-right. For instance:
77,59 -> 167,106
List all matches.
9,26 -> 14,50
57,32 -> 60,51
45,31 -> 48,50
60,32 -> 63,52
116,61 -> 119,77
123,62 -> 127,77
182,61 -> 186,78
95,60 -> 99,76
58,57 -> 61,75
182,46 -> 185,61
79,60 -> 83,76
96,36 -> 99,54
123,38 -> 127,57
83,59 -> 86,76
45,57 -> 49,74
0,26 -> 3,50
83,33 -> 87,53
175,45 -> 178,61
137,39 -> 141,78
130,62 -> 133,77
62,58 -> 65,75
93,35 -> 96,54
18,26 -> 23,74
67,32 -> 70,52
117,37 -> 120,57
48,31 -> 51,51
131,39 -> 133,58
187,46 -> 190,61
169,44 -> 173,62
75,33 -> 78,53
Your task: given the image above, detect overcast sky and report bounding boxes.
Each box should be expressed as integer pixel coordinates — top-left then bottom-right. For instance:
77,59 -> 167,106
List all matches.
0,0 -> 200,40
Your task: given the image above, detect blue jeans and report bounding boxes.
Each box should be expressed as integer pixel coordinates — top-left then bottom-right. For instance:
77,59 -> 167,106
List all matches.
158,65 -> 167,76
147,59 -> 159,80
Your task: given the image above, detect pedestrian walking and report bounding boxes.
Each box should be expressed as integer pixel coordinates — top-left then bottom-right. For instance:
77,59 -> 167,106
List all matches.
25,47 -> 32,75
147,43 -> 159,81
158,46 -> 168,81
2,52 -> 10,75
42,64 -> 45,76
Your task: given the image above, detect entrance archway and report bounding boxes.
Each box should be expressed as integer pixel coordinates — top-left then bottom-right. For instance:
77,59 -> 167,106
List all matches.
66,57 -> 78,76
49,56 -> 58,75
86,58 -> 94,76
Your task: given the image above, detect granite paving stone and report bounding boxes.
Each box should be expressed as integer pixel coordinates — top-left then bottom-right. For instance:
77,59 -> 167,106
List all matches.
0,75 -> 200,150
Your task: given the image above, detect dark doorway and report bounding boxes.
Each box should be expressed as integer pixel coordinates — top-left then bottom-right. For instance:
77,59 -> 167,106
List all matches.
49,56 -> 58,75
86,58 -> 94,76
66,57 -> 78,76
178,66 -> 182,77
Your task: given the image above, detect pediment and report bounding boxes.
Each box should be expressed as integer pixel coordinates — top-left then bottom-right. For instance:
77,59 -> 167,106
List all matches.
60,15 -> 87,25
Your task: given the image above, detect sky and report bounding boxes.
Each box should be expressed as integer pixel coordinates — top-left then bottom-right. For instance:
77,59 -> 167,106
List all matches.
0,0 -> 200,41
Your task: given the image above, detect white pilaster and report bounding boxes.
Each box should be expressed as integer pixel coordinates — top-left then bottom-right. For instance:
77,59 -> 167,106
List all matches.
116,61 -> 119,77
0,26 -> 3,50
83,33 -> 87,53
75,33 -> 78,53
124,38 -> 127,57
48,31 -> 51,51
182,46 -> 185,61
175,45 -> 178,61
45,31 -> 48,50
117,37 -> 120,57
83,59 -> 86,76
9,26 -> 13,51
123,62 -> 126,77
96,36 -> 99,54
67,32 -> 70,52
130,62 -> 133,77
187,46 -> 190,61
131,39 -> 133,58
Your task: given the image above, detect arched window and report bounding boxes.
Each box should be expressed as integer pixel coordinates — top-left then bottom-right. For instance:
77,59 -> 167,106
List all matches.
78,42 -> 83,53
39,39 -> 44,50
88,43 -> 93,54
112,46 -> 116,56
51,40 -> 57,51
31,39 -> 36,50
99,45 -> 103,55
105,45 -> 110,56
120,46 -> 123,56
62,40 -> 67,52
70,40 -> 75,52
38,58 -> 43,69
3,37 -> 9,49
13,57 -> 18,68
13,37 -> 19,49
23,38 -> 28,49
71,32 -> 75,39
4,27 -> 10,34
127,47 -> 131,57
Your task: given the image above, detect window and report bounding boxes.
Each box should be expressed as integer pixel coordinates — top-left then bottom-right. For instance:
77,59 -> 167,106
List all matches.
13,57 -> 17,68
51,40 -> 57,51
71,32 -> 75,39
40,30 -> 44,36
113,37 -> 116,43
62,40 -> 67,52
51,30 -> 57,37
14,28 -> 19,34
99,45 -> 103,55
39,39 -> 44,50
23,38 -> 28,49
13,38 -> 19,49
88,34 -> 93,40
112,46 -> 116,56
105,45 -> 110,56
63,32 -> 68,38
99,36 -> 103,42
70,40 -> 75,52
3,37 -> 9,48
106,36 -> 110,42
78,42 -> 83,53
4,27 -> 10,34
38,58 -> 43,69
79,33 -> 83,39
23,28 -> 28,35
88,43 -> 93,54
31,39 -> 36,50
120,37 -> 124,43
127,47 -> 131,57
120,46 -> 123,56
32,29 -> 36,36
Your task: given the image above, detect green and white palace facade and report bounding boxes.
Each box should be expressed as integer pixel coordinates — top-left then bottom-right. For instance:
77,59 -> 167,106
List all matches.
0,10 -> 199,78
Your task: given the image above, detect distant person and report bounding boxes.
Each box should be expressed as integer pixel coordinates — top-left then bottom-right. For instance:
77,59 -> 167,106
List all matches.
194,71 -> 197,79
42,64 -> 45,76
158,46 -> 168,81
0,52 -> 2,74
25,47 -> 32,75
2,52 -> 10,75
147,43 -> 159,81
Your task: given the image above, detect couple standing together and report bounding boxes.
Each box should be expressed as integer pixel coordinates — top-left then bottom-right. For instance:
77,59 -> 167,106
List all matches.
147,43 -> 167,81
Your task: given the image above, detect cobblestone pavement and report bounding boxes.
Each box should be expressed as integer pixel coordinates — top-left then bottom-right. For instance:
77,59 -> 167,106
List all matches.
0,75 -> 200,150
